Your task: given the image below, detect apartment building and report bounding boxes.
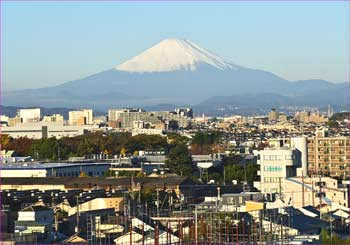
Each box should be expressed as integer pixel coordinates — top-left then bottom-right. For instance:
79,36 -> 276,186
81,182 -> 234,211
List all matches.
307,129 -> 350,178
68,109 -> 93,125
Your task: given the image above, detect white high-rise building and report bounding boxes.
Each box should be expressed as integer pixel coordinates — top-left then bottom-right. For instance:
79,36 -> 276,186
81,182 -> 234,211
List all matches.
17,108 -> 41,123
254,147 -> 302,194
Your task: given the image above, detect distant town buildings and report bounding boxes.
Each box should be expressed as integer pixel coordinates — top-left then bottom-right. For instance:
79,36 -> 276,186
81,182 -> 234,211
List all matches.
294,111 -> 328,124
108,108 -> 192,129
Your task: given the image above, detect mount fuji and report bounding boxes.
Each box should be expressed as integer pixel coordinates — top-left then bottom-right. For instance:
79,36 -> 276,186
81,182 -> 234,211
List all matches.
3,39 -> 349,110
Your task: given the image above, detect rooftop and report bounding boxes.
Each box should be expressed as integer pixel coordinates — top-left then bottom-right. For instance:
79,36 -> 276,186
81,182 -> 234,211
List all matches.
0,162 -> 111,170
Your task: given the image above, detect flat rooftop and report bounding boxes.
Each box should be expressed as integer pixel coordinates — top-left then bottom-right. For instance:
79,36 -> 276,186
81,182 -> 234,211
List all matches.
0,162 -> 111,170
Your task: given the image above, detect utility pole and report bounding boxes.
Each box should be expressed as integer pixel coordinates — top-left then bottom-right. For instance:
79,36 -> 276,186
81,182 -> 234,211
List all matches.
279,177 -> 283,201
156,189 -> 160,217
57,141 -> 60,162
280,214 -> 283,245
76,196 -> 80,234
52,193 -> 57,244
195,205 -> 198,245
223,166 -> 226,185
302,172 -> 305,207
319,174 -> 322,219
312,180 -> 315,207
244,160 -> 247,192
330,214 -> 333,245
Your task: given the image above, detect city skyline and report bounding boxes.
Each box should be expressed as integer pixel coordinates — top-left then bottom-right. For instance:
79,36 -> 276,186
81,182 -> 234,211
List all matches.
1,1 -> 349,91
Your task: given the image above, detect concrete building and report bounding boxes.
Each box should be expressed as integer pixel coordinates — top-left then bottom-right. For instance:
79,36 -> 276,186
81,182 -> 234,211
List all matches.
0,115 -> 9,124
1,124 -> 88,139
17,108 -> 41,123
307,128 -> 350,177
175,108 -> 193,118
8,117 -> 22,127
268,108 -> 279,122
108,108 -> 192,129
42,114 -> 64,123
268,136 -> 308,176
0,162 -> 111,178
295,111 -> 328,123
254,147 -> 302,194
69,109 -> 93,125
284,176 -> 350,209
131,128 -> 164,136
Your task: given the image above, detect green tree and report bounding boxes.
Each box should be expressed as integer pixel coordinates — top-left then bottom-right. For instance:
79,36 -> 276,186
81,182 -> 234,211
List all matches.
326,120 -> 339,128
30,137 -> 59,161
104,170 -> 116,177
166,143 -> 193,176
191,131 -> 223,154
224,163 -> 258,184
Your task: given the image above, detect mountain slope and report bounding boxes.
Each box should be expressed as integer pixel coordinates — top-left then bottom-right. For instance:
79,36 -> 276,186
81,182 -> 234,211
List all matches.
115,39 -> 241,72
3,38 -> 349,110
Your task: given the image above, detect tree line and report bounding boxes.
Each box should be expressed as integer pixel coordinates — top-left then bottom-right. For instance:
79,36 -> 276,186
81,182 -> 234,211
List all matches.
1,131 -> 258,183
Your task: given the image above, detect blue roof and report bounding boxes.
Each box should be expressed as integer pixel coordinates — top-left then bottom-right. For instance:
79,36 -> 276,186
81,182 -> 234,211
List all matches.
303,205 -> 321,216
265,207 -> 328,232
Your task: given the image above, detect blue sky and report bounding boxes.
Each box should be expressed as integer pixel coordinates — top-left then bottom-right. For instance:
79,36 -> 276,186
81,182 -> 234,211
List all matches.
1,1 -> 349,91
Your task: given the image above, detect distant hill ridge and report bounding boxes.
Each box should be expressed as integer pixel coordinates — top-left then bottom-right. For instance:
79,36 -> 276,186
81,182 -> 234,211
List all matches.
3,38 -> 349,110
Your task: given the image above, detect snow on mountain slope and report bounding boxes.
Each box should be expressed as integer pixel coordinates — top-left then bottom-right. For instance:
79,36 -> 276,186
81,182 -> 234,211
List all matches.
115,39 -> 241,72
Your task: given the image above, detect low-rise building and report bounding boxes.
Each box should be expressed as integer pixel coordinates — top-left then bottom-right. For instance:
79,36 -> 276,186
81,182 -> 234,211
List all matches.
0,124 -> 88,139
65,197 -> 124,216
0,162 -> 111,178
15,205 -> 54,235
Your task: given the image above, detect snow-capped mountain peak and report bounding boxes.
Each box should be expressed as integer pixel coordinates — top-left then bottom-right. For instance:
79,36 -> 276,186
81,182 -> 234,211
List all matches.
115,38 -> 241,72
